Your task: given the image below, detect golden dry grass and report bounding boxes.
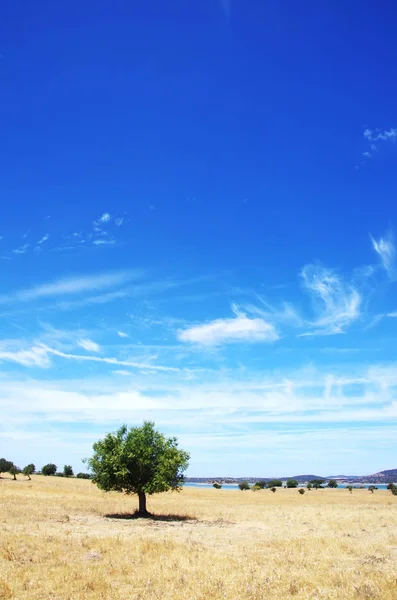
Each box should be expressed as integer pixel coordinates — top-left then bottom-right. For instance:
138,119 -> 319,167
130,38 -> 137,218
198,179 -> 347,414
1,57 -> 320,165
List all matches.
1,476 -> 397,599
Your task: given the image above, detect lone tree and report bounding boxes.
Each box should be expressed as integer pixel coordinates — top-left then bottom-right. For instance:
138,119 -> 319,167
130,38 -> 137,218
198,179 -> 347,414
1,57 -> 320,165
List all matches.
0,458 -> 13,477
327,479 -> 338,488
267,479 -> 282,488
238,481 -> 250,491
63,465 -> 74,477
9,465 -> 20,480
213,482 -> 222,489
286,478 -> 299,488
41,463 -> 57,476
22,464 -> 35,480
87,421 -> 190,516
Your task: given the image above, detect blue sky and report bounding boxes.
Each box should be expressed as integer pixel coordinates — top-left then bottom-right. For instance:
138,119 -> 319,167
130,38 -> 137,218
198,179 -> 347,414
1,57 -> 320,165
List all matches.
1,0 -> 397,476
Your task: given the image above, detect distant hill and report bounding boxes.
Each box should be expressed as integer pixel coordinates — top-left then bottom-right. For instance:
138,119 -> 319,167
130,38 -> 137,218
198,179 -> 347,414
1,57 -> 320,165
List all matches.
289,475 -> 325,482
379,469 -> 397,478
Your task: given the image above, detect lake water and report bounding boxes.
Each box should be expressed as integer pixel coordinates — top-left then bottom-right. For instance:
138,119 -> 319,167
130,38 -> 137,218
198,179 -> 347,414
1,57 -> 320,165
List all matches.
184,482 -> 392,490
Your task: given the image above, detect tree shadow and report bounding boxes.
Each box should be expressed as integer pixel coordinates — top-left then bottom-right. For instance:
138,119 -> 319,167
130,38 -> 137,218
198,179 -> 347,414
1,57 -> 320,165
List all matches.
104,511 -> 196,522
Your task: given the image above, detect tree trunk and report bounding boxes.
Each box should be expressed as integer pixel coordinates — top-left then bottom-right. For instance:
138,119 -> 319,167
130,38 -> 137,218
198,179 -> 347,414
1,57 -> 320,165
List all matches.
27,475 -> 31,481
138,492 -> 148,515
12,474 -> 16,481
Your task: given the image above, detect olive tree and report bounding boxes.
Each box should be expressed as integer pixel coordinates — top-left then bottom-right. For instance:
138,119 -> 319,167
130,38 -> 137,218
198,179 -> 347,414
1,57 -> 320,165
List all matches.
22,464 -> 36,480
286,479 -> 299,488
9,465 -> 20,480
0,458 -> 13,477
327,479 -> 338,488
41,463 -> 57,476
87,421 -> 190,516
238,481 -> 250,491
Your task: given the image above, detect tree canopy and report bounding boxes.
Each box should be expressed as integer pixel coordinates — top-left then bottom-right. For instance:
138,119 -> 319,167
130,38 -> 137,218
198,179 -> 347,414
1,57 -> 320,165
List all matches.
267,479 -> 283,488
286,478 -> 299,488
87,421 -> 190,515
238,481 -> 250,491
41,463 -> 57,476
327,479 -> 338,488
0,458 -> 13,475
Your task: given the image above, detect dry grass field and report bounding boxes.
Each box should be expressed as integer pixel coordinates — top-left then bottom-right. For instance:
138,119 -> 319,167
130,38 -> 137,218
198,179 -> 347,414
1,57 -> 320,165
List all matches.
1,476 -> 397,600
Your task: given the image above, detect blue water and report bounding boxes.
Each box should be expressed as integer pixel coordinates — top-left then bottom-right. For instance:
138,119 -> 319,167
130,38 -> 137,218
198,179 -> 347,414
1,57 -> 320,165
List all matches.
184,482 -> 392,490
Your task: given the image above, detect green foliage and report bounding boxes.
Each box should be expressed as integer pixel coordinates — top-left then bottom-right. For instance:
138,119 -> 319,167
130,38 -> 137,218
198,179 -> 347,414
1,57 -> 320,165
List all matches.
327,479 -> 338,488
298,488 -> 305,495
56,472 -> 65,477
238,481 -> 250,491
9,464 -> 20,480
286,479 -> 299,488
63,465 -> 74,477
368,485 -> 376,493
251,484 -> 261,492
0,458 -> 14,475
88,421 -> 190,496
22,464 -> 35,479
386,483 -> 395,490
391,485 -> 397,496
266,479 -> 282,488
306,482 -> 312,490
310,479 -> 325,489
255,481 -> 267,489
76,472 -> 91,479
213,482 -> 222,489
270,487 -> 277,493
347,485 -> 353,493
42,463 -> 57,476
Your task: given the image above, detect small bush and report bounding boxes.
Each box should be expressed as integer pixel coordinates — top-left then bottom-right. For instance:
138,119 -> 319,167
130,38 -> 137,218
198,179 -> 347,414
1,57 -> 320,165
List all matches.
327,479 -> 338,488
251,484 -> 261,492
298,488 -> 305,495
76,472 -> 91,479
238,481 -> 250,491
270,487 -> 276,493
213,482 -> 222,489
347,485 -> 353,494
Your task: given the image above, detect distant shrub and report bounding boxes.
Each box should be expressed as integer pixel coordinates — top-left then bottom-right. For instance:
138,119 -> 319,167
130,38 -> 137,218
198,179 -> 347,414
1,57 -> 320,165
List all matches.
306,482 -> 312,490
391,486 -> 397,496
213,482 -> 222,489
63,465 -> 74,478
42,463 -> 57,476
76,472 -> 91,479
386,483 -> 395,490
238,481 -> 250,491
270,487 -> 276,493
56,472 -> 65,477
347,485 -> 353,494
327,479 -> 338,488
368,486 -> 376,493
255,481 -> 266,489
298,488 -> 305,495
252,484 -> 261,492
310,479 -> 325,489
267,479 -> 282,488
286,479 -> 299,488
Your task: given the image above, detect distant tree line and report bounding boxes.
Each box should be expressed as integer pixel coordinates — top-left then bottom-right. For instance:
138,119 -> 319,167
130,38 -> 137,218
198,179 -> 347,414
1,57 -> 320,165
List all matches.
0,458 -> 91,480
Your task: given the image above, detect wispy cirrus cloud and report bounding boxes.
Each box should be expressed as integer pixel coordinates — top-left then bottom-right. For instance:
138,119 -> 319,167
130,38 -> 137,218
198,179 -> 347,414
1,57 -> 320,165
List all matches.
37,234 -> 49,245
300,264 -> 361,335
0,343 -> 51,368
371,232 -> 396,280
77,338 -> 101,353
361,127 -> 397,163
0,270 -> 139,305
92,239 -> 115,246
12,244 -> 29,255
117,331 -> 128,338
178,305 -> 279,345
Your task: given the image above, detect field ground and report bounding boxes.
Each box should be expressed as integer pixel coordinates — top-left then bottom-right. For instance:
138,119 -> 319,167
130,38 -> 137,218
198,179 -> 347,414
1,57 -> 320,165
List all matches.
1,476 -> 397,599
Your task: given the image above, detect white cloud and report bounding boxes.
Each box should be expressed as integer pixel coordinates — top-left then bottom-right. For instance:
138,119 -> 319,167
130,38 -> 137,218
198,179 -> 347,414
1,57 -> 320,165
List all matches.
113,370 -> 132,376
117,331 -> 128,338
387,312 -> 397,318
178,310 -> 279,345
115,217 -> 124,226
371,232 -> 395,280
0,345 -> 51,368
364,128 -> 397,142
93,239 -> 115,246
12,244 -> 29,255
301,265 -> 361,335
45,346 -> 180,372
98,213 -> 111,223
77,338 -> 101,353
0,270 -> 138,304
37,234 -> 49,245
